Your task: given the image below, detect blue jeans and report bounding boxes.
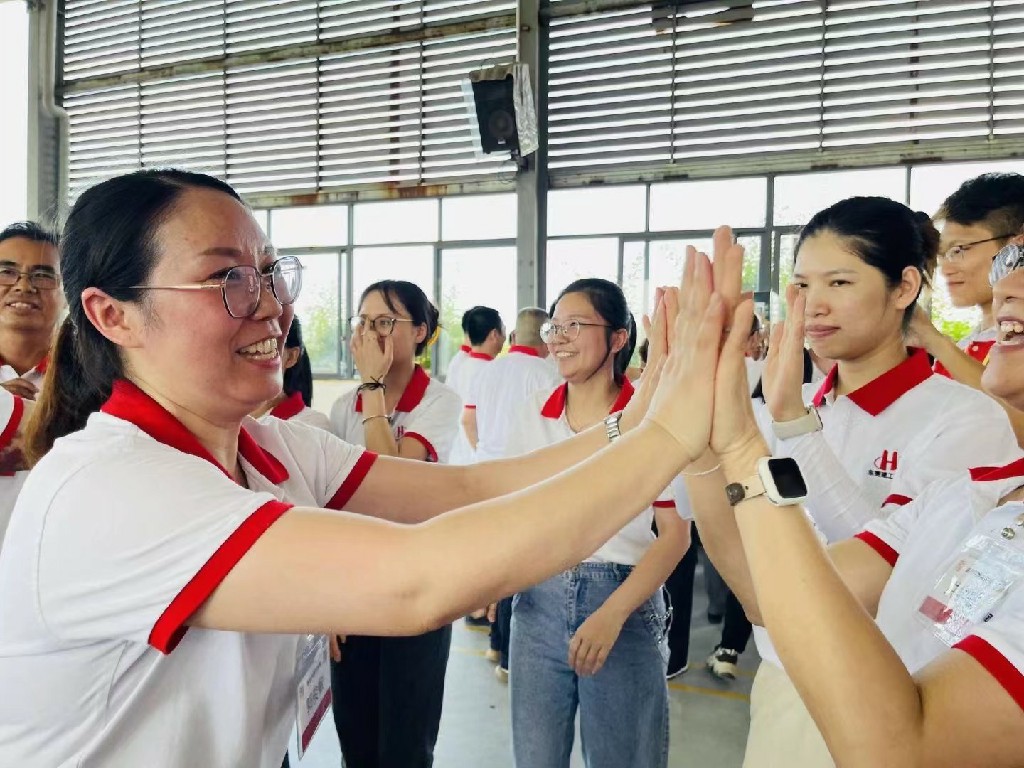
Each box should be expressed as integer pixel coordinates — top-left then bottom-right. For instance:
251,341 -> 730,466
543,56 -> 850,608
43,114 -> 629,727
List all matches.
510,562 -> 671,768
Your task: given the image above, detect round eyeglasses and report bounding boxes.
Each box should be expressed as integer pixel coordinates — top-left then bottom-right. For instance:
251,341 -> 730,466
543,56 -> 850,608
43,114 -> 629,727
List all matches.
990,243 -> 1024,286
348,315 -> 416,337
130,255 -> 303,319
540,319 -> 612,343
0,267 -> 59,291
940,235 -> 1013,263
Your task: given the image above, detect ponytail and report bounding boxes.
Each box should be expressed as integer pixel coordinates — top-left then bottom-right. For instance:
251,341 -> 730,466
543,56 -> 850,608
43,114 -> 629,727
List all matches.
25,318 -> 115,466
613,313 -> 637,386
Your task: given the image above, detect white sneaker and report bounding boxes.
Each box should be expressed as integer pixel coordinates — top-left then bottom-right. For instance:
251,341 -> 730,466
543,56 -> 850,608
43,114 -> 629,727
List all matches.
495,666 -> 509,684
706,647 -> 739,680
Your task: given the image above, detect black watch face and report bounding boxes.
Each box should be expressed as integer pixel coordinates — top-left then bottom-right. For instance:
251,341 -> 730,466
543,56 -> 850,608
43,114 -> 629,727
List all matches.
768,458 -> 807,498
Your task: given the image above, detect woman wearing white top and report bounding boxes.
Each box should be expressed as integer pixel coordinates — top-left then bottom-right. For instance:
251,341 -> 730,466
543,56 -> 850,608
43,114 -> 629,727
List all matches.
693,203 -> 1020,768
253,317 -> 331,432
328,279 -> 461,768
506,278 -> 690,768
0,169 -> 725,768
690,230 -> 1024,768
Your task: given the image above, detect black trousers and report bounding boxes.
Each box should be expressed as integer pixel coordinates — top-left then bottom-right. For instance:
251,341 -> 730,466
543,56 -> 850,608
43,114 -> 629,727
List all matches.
330,624 -> 452,768
489,596 -> 513,669
719,590 -> 753,653
663,524 -> 698,666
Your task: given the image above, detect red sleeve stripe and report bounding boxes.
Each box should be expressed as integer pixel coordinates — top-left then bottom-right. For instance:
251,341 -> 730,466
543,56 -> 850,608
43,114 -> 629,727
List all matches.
149,499 -> 293,654
882,494 -> 912,507
0,396 -> 24,453
853,531 -> 899,568
955,635 -> 1024,713
404,432 -> 438,463
652,500 -> 676,509
464,404 -> 477,409
326,451 -> 378,511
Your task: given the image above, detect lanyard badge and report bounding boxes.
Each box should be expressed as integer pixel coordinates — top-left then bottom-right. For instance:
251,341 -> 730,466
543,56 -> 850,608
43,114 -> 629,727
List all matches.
294,634 -> 332,759
917,515 -> 1024,646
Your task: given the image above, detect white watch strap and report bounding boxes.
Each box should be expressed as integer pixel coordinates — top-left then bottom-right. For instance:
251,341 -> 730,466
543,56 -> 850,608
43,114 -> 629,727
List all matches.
772,407 -> 822,440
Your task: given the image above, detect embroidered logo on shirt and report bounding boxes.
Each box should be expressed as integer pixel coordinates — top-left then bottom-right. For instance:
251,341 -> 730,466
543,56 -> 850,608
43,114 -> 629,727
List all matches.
869,450 -> 899,479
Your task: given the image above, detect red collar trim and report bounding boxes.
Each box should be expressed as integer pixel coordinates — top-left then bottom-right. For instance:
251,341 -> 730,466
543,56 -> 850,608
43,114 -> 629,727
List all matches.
459,345 -> 471,353
270,391 -> 305,421
0,354 -> 49,376
970,457 -> 1024,482
811,348 -> 933,416
355,365 -> 431,413
541,378 -> 635,420
509,345 -> 541,357
468,351 -> 494,361
101,380 -> 289,484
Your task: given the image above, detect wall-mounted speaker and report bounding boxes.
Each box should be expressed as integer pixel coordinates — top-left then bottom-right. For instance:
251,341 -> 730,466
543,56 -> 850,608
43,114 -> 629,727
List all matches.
463,63 -> 539,160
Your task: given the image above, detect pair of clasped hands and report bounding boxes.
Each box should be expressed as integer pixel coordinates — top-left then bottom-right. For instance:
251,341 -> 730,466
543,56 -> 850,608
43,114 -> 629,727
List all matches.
629,225 -> 810,473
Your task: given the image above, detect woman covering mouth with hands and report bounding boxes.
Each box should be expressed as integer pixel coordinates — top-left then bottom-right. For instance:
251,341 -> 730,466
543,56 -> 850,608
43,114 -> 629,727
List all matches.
687,224 -> 1024,768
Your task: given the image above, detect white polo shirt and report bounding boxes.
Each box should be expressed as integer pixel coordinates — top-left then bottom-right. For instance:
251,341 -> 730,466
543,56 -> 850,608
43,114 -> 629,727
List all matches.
446,351 -> 494,465
506,379 -> 684,566
853,457 -> 1024,716
268,390 -> 332,432
753,348 -> 1020,668
0,379 -> 378,768
467,345 -> 561,462
444,344 -> 470,387
0,389 -> 27,544
330,364 -> 461,464
0,354 -> 47,389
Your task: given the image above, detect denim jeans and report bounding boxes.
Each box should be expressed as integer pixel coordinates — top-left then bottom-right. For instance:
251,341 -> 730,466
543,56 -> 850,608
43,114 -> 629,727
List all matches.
510,562 -> 670,768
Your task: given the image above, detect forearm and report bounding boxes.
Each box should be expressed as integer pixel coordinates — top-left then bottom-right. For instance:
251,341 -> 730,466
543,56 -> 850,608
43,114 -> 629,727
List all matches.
359,389 -> 400,456
727,459 -> 922,766
599,521 -> 689,622
462,411 -> 479,449
685,448 -> 762,622
415,422 -> 694,627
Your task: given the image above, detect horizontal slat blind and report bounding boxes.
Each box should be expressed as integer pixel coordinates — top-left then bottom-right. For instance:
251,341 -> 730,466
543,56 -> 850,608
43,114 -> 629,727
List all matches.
60,0 -> 517,201
547,0 -> 1024,182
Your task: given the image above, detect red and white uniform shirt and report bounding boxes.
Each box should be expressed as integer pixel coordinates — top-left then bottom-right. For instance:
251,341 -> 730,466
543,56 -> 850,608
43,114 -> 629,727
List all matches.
855,457 -> 1024,715
446,351 -> 493,465
467,346 -> 561,462
0,388 -> 27,543
753,348 -> 1020,668
0,380 -> 378,768
506,379 -> 686,566
330,364 -> 461,464
0,355 -> 47,389
935,326 -> 996,378
444,344 -> 471,389
267,390 -> 332,432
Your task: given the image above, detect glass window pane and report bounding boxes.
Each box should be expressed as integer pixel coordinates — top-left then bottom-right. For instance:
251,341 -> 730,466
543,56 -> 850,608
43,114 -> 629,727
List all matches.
442,194 -> 516,241
545,238 -> 619,306
772,233 -> 800,320
251,209 -> 269,235
353,246 -> 435,309
354,199 -> 438,244
290,251 -> 342,375
648,237 -> 761,298
773,168 -> 906,227
649,177 -> 767,231
438,247 -> 517,376
547,186 -> 646,236
911,160 -> 1024,218
0,1 -> 28,223
270,205 -> 347,248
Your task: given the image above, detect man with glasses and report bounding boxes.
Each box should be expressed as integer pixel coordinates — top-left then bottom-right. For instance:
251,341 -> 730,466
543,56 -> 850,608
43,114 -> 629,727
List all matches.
909,173 -> 1024,443
0,222 -> 62,400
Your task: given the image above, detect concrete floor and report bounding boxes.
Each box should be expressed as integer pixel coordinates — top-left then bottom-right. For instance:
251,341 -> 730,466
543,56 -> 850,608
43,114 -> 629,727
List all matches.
290,563 -> 758,767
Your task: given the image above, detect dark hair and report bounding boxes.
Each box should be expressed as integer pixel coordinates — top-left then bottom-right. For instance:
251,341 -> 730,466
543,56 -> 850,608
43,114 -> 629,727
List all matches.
464,305 -> 503,346
549,278 -> 636,385
359,280 -> 439,356
936,173 -> 1024,237
797,196 -> 938,324
26,169 -> 244,464
0,220 -> 59,248
283,317 -> 314,407
460,307 -> 475,335
638,338 -> 650,367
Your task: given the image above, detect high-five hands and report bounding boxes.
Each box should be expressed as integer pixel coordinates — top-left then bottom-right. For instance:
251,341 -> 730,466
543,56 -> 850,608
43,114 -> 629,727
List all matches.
761,286 -> 810,423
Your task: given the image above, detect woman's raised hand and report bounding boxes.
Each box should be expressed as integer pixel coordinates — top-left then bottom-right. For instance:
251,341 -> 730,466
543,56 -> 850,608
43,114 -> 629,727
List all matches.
621,287 -> 676,431
350,326 -> 393,383
643,248 -> 725,463
761,286 -> 810,422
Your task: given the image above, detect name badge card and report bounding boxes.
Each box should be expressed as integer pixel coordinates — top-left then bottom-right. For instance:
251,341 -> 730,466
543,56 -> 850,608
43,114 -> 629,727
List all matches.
294,634 -> 332,759
918,530 -> 1024,647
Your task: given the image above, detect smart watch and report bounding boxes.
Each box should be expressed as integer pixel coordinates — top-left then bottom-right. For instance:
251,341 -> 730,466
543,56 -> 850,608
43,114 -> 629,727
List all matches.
772,407 -> 822,440
725,457 -> 808,507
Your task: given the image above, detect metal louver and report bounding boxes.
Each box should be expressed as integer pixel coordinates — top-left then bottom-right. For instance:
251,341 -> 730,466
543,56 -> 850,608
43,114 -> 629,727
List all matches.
546,0 -> 1024,185
59,0 -> 518,203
